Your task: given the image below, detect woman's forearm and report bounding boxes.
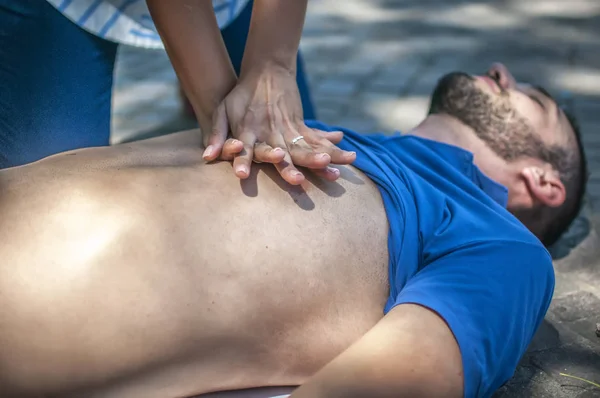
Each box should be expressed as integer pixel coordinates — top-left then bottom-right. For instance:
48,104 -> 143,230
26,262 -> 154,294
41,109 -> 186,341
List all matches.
241,0 -> 308,76
146,0 -> 237,127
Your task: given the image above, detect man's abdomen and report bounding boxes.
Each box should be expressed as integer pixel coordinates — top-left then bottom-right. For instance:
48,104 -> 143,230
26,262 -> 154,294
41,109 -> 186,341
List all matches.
0,140 -> 389,397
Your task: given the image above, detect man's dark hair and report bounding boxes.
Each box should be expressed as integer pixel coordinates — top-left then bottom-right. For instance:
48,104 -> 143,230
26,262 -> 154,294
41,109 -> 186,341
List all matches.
540,109 -> 588,247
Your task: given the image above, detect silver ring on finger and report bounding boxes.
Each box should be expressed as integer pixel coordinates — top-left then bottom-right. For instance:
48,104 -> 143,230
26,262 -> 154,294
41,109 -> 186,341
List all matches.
291,135 -> 305,145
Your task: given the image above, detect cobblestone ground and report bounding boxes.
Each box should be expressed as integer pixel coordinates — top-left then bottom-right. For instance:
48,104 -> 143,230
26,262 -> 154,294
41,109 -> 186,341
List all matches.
111,0 -> 600,396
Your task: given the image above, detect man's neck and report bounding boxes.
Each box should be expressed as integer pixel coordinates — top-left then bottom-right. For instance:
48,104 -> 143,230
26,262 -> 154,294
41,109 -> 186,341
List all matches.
407,114 -> 515,191
407,114 -> 481,155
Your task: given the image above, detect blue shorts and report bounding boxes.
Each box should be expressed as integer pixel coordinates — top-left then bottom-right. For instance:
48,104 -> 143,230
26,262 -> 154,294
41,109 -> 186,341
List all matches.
0,0 -> 315,168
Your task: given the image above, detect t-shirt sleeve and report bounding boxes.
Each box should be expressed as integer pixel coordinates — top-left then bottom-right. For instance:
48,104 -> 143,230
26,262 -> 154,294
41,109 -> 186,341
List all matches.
390,240 -> 554,398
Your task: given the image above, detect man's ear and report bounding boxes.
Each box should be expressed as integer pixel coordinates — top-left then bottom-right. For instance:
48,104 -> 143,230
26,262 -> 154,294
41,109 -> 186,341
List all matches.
521,166 -> 566,208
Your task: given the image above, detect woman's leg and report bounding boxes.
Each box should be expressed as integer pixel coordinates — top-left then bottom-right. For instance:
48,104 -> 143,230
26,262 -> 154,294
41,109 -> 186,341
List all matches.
0,0 -> 118,168
220,0 -> 317,119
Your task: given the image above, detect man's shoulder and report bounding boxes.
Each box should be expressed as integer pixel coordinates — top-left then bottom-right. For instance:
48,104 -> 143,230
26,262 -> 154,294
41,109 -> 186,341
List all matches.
419,183 -> 547,266
421,208 -> 551,268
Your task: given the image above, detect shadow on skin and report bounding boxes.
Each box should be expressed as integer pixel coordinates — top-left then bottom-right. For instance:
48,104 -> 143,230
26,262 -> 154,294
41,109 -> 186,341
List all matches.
303,169 -> 346,198
196,386 -> 296,398
240,164 -> 316,211
238,162 -> 367,211
333,165 -> 365,186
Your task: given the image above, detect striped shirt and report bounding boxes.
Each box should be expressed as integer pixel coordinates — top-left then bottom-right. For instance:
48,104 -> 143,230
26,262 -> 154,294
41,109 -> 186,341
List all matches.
46,0 -> 250,49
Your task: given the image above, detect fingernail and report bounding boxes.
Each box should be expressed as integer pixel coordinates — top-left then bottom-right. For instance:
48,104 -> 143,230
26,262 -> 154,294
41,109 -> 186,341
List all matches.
272,147 -> 284,154
327,167 -> 340,176
347,151 -> 356,157
318,153 -> 331,161
292,171 -> 303,178
203,145 -> 214,159
237,165 -> 249,176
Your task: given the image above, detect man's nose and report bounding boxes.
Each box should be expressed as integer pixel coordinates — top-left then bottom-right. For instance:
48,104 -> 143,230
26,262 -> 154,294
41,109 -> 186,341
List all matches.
487,63 -> 516,90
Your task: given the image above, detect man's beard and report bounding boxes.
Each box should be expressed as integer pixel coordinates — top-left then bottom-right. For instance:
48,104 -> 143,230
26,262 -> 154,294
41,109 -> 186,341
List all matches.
428,72 -> 548,162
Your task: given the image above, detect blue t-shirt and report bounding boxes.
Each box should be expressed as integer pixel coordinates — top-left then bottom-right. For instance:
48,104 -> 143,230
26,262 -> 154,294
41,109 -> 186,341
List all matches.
306,121 -> 554,398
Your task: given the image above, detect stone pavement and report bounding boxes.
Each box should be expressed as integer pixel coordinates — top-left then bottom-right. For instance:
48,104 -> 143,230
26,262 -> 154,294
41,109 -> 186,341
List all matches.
111,0 -> 600,396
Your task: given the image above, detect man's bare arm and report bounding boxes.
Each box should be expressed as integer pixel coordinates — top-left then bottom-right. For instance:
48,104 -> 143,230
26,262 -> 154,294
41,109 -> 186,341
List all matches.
290,304 -> 464,398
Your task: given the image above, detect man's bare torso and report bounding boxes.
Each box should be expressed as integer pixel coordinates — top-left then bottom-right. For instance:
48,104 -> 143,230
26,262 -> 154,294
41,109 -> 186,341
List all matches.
0,131 -> 389,397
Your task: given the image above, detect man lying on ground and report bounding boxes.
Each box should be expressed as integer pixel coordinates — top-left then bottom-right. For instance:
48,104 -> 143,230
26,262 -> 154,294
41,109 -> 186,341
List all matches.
0,63 -> 587,398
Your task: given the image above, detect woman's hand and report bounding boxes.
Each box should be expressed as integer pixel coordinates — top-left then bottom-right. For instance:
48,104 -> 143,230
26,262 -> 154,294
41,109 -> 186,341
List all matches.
202,65 -> 356,185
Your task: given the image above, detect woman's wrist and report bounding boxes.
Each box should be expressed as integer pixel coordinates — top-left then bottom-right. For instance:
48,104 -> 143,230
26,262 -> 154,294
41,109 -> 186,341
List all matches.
239,57 -> 297,83
189,80 -> 236,130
